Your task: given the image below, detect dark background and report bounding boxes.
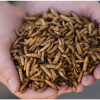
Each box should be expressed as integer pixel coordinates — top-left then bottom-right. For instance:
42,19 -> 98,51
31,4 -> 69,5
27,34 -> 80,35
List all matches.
0,1 -> 100,99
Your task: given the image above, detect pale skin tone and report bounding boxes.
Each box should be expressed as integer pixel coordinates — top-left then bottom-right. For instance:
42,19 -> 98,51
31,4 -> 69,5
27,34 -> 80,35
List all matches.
0,1 -> 100,99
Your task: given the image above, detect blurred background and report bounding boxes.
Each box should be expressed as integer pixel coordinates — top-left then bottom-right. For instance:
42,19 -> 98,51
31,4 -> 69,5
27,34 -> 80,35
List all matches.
0,1 -> 100,99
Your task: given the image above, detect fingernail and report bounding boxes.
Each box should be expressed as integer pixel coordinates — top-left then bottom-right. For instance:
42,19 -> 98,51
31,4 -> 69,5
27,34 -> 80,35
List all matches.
8,79 -> 17,93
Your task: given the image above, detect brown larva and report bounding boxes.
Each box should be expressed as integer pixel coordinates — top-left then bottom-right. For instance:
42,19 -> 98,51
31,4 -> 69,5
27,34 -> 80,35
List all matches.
53,51 -> 61,64
28,36 -> 38,47
39,42 -> 51,52
20,56 -> 24,66
83,56 -> 89,71
19,81 -> 28,92
26,61 -> 31,77
89,23 -> 92,37
45,80 -> 57,89
50,69 -> 57,82
41,65 -> 52,79
76,42 -> 82,55
89,66 -> 96,73
77,71 -> 83,83
18,66 -> 23,82
36,86 -> 47,92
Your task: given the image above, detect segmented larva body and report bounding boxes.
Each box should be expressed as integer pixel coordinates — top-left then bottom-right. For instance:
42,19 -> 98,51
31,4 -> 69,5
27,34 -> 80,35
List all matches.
45,80 -> 57,89
41,65 -> 52,79
18,67 -> 23,82
26,61 -> 31,77
20,56 -> 24,66
89,23 -> 92,37
19,81 -> 28,92
76,42 -> 82,55
89,66 -> 96,73
72,85 -> 77,92
53,51 -> 61,64
77,71 -> 83,83
36,86 -> 47,92
83,56 -> 89,71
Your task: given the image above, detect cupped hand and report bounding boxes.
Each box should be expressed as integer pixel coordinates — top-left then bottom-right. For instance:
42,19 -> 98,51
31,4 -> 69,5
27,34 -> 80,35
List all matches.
25,1 -> 100,98
0,1 -> 25,98
0,1 -> 65,99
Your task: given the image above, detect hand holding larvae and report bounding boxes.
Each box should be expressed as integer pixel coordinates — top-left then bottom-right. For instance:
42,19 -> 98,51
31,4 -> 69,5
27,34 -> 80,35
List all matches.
1,1 -> 100,100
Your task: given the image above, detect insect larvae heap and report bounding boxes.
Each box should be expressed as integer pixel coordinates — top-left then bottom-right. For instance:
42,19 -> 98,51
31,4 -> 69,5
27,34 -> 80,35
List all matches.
11,7 -> 99,93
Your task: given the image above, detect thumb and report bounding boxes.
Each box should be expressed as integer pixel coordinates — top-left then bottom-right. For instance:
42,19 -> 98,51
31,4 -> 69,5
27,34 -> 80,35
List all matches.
0,42 -> 20,93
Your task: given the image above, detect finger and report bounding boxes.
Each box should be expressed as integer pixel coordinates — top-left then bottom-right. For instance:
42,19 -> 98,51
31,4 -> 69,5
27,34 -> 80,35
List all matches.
94,64 -> 100,79
26,1 -> 100,24
65,83 -> 84,93
0,46 -> 20,93
81,75 -> 97,86
47,93 -> 58,99
58,85 -> 68,96
76,83 -> 84,93
65,87 -> 73,93
15,87 -> 58,99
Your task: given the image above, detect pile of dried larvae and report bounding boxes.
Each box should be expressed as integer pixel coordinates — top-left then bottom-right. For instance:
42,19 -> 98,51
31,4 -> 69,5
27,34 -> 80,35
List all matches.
11,7 -> 100,93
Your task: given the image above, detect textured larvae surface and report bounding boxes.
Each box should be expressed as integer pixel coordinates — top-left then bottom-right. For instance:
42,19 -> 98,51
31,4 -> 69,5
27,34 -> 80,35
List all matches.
11,7 -> 100,93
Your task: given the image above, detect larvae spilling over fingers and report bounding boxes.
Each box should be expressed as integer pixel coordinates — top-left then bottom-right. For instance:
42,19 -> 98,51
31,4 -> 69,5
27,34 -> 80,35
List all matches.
11,7 -> 100,93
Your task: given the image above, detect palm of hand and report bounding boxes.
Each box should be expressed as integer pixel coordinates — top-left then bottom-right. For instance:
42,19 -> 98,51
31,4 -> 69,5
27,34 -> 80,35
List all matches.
1,1 -> 100,99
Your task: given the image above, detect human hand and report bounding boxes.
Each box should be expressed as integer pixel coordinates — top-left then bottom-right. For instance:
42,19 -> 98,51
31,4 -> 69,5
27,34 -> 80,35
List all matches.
0,1 -> 25,98
25,1 -> 100,98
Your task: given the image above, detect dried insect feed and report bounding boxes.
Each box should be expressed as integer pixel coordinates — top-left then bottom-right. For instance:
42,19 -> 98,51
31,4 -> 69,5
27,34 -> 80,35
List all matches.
11,7 -> 100,93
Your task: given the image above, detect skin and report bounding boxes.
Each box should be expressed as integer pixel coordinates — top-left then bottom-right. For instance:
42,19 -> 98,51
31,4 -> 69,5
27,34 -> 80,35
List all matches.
0,1 -> 100,99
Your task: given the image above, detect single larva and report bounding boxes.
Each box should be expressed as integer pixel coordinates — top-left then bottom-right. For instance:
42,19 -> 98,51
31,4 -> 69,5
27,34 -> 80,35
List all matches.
26,53 -> 40,58
18,66 -> 23,82
62,54 -> 71,65
58,45 -> 65,53
89,23 -> 92,37
77,71 -> 83,83
29,64 -> 39,76
75,52 -> 83,60
36,86 -> 47,92
67,44 -> 75,54
13,37 -> 23,48
72,85 -> 77,92
58,70 -> 68,80
65,30 -> 73,37
74,68 -> 79,78
26,61 -> 31,77
39,42 -> 51,52
83,71 -> 90,76
28,36 -> 38,47
49,7 -> 58,16
50,69 -> 57,82
76,42 -> 82,55
19,81 -> 28,92
91,54 -> 97,61
83,56 -> 89,71
53,51 -> 61,64
76,30 -> 81,42
40,65 -> 52,79
20,56 -> 24,66
89,66 -> 96,73
47,45 -> 58,53
34,70 -> 43,77
45,80 -> 57,89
